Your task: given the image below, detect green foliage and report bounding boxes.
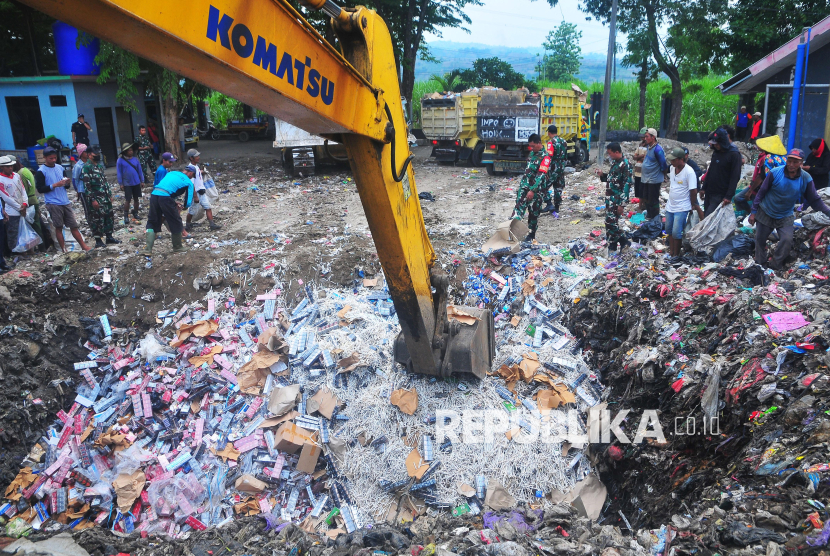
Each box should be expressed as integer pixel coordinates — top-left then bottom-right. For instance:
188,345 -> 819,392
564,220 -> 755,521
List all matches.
411,79 -> 443,126
430,70 -> 465,93
206,92 -> 245,129
459,57 -> 527,90
94,43 -> 141,112
538,22 -> 582,82
0,1 -> 57,76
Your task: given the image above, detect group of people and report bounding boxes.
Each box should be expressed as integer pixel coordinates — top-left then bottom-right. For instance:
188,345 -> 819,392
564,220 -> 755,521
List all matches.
510,124 -> 569,241
599,125 -> 830,270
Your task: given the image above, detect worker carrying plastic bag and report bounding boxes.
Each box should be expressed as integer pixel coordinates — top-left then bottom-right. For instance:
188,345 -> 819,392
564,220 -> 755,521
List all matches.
686,204 -> 736,254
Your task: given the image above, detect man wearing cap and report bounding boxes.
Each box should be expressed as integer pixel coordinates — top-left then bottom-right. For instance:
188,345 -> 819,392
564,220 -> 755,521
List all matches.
734,135 -> 787,215
0,156 -> 29,253
71,114 -> 92,147
135,125 -> 157,183
145,167 -> 196,255
639,128 -> 668,219
72,144 -> 91,225
83,149 -> 120,249
700,127 -> 742,217
35,147 -> 91,252
804,138 -> 830,190
665,147 -> 703,259
154,152 -> 177,186
750,112 -> 763,143
543,125 -> 568,213
596,142 -> 632,253
117,142 -> 145,225
184,149 -> 221,232
735,106 -> 752,142
11,156 -> 45,246
751,149 -> 830,269
682,147 -> 703,180
632,128 -> 649,212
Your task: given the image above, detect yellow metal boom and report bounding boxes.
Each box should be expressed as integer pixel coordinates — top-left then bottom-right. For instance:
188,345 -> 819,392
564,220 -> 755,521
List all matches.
22,0 -> 493,378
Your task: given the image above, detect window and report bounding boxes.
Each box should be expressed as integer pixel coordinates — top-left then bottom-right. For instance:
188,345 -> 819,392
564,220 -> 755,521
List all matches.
49,95 -> 67,107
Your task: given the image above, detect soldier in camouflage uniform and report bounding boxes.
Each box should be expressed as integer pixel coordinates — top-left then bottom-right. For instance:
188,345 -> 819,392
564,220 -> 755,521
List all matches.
82,149 -> 121,248
544,124 -> 568,213
512,134 -> 551,241
135,125 -> 157,183
598,142 -> 633,252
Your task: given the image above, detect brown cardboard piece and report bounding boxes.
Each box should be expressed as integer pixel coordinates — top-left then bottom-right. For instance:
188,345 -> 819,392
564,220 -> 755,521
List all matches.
484,479 -> 516,510
112,470 -> 146,513
535,384 -> 576,410
391,388 -> 418,415
447,306 -> 479,326
518,353 -> 540,381
171,320 -> 219,347
237,351 -> 285,394
457,482 -> 476,497
4,467 -> 35,501
297,440 -> 322,474
235,474 -> 267,493
337,352 -> 361,374
188,344 -> 223,367
274,422 -> 314,454
307,387 -> 340,419
482,220 -> 529,254
213,444 -> 241,461
570,474 -> 607,520
363,278 -> 379,288
233,497 -> 261,516
405,448 -> 429,479
257,411 -> 299,429
268,384 -> 301,416
258,327 -> 288,353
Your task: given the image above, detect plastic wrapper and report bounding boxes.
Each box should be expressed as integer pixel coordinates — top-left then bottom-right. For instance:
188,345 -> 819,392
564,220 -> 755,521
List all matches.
12,217 -> 42,253
686,204 -> 737,254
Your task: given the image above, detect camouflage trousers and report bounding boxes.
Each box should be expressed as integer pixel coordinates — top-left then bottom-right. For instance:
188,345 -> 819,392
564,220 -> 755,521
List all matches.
514,187 -> 543,234
138,152 -> 156,182
605,198 -> 625,250
88,194 -> 115,237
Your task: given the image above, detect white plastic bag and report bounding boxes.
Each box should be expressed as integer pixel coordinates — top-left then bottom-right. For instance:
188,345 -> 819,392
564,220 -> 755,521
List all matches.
13,216 -> 42,253
686,204 -> 737,254
190,203 -> 206,222
24,205 -> 35,224
203,170 -> 219,201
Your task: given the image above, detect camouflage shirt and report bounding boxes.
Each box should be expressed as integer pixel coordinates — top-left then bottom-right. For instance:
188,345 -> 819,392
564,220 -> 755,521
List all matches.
521,149 -> 552,192
603,157 -> 633,205
546,136 -> 568,167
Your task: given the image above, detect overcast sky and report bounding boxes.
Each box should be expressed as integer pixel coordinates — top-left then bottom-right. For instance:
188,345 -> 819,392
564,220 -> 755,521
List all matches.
424,0 -> 616,54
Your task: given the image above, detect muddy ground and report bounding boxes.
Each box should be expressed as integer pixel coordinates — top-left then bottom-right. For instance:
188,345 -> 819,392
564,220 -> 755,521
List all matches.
0,139 -> 724,554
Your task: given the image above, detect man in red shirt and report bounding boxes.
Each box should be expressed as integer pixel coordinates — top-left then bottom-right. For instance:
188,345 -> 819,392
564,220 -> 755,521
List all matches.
750,112 -> 763,143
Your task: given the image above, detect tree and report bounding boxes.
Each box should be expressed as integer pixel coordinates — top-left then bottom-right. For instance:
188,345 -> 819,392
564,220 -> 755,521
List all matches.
459,57 -> 527,90
538,22 -> 582,82
430,70 -> 464,93
622,31 -> 658,130
536,0 -> 727,138
0,0 -> 58,76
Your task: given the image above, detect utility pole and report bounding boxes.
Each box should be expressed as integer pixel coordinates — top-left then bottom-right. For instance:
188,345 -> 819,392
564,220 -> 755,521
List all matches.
597,0 -> 618,166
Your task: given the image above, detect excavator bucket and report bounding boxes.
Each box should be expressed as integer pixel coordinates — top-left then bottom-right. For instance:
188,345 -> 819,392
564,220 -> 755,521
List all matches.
393,305 -> 495,380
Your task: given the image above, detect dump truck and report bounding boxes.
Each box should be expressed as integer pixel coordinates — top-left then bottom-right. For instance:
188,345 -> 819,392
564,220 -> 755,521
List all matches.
421,91 -> 483,166
478,87 -> 590,176
272,116 -> 349,176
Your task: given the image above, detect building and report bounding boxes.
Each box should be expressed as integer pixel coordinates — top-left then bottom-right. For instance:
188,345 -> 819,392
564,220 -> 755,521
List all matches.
718,16 -> 830,152
0,75 -> 148,166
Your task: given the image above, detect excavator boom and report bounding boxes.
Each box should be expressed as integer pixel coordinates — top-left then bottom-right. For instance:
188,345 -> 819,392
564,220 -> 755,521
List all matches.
21,0 -> 494,378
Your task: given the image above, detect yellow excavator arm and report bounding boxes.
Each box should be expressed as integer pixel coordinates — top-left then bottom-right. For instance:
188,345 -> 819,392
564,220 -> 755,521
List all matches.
22,0 -> 494,378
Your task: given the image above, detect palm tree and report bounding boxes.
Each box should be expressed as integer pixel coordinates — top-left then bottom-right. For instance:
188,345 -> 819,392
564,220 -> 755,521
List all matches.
430,70 -> 464,93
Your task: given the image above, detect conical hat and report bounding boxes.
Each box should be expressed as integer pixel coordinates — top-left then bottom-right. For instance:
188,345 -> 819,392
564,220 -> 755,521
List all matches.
756,135 -> 787,156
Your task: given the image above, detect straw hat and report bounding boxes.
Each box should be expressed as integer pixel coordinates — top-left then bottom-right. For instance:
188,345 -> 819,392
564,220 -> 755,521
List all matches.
755,135 -> 787,156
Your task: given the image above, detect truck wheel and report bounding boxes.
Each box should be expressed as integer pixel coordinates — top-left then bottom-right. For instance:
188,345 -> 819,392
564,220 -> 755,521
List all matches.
210,130 -> 219,141
472,143 -> 485,167
573,142 -> 589,165
238,131 -> 250,142
283,148 -> 294,174
486,164 -> 497,176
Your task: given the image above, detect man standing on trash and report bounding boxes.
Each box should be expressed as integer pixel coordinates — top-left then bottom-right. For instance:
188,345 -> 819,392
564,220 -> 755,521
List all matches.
117,142 -> 145,226
35,147 -> 91,252
144,167 -> 196,256
639,128 -> 668,219
11,156 -> 44,246
664,147 -> 703,259
71,144 -> 91,225
512,134 -> 551,242
135,125 -> 157,183
750,148 -> 830,270
596,142 -> 632,253
543,125 -> 568,214
700,127 -> 741,217
0,156 -> 29,254
83,149 -> 121,249
734,135 -> 786,215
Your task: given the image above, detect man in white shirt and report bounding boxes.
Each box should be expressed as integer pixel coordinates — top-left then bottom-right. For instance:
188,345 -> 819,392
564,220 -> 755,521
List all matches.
0,156 -> 29,253
665,147 -> 704,259
184,149 -> 221,232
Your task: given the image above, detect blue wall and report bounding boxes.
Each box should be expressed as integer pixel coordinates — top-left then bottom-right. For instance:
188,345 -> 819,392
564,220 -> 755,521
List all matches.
72,81 -> 147,155
0,78 -> 78,150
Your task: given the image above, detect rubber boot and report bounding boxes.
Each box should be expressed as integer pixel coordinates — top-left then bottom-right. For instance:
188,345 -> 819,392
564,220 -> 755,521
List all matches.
143,230 -> 156,255
94,237 -> 106,249
171,232 -> 188,253
524,231 -> 536,242
106,233 -> 121,245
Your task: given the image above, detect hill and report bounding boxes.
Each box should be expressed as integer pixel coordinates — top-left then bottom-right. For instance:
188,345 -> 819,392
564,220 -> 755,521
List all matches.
417,41 -> 636,83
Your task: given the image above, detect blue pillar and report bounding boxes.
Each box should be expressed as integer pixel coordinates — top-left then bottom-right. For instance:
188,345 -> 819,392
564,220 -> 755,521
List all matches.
788,43 -> 807,151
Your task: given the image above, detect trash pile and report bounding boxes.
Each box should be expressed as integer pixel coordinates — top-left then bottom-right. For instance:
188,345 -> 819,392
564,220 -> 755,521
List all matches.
1,235 -> 612,544
568,242 -> 830,552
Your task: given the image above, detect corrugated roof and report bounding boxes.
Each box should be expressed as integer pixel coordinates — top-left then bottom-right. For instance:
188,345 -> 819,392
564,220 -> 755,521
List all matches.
718,16 -> 830,95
